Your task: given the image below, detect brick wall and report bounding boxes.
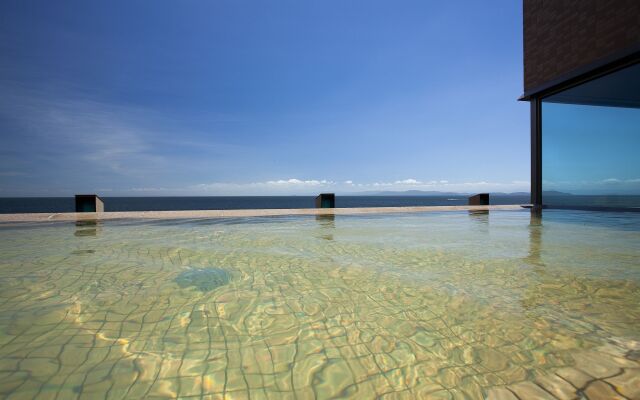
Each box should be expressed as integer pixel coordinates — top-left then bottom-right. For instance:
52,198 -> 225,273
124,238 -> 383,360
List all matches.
523,0 -> 640,92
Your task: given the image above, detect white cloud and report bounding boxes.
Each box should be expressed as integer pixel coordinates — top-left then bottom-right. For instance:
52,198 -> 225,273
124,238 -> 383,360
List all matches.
129,187 -> 176,192
462,181 -> 488,186
394,178 -> 421,185
600,178 -> 640,184
265,179 -> 334,186
190,178 -> 338,195
185,178 -> 530,195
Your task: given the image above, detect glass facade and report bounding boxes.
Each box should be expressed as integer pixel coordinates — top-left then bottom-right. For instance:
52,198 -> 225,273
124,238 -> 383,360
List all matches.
541,63 -> 640,210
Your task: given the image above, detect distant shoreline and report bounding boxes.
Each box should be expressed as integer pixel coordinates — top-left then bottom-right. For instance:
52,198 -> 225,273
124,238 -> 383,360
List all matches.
0,195 -> 532,214
1,194 -> 639,214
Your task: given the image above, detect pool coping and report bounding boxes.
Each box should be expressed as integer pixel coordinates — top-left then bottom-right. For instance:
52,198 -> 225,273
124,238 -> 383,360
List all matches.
0,204 -> 530,222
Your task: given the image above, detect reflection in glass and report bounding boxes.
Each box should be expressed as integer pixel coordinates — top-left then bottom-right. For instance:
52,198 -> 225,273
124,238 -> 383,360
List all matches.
542,63 -> 640,210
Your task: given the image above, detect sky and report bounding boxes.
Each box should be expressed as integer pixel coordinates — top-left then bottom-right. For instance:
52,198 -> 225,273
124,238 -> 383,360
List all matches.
543,102 -> 640,195
0,1 -> 530,196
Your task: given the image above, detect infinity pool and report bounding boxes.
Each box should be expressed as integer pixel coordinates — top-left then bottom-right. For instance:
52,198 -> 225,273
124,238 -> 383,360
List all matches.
0,210 -> 638,399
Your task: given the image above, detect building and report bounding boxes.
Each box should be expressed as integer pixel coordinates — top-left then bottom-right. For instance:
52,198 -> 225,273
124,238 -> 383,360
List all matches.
521,0 -> 640,210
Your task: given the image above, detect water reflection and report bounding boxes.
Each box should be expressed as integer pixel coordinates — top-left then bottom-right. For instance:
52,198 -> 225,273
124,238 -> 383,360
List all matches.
527,211 -> 543,266
315,214 -> 335,240
468,210 -> 489,239
468,210 -> 489,222
74,220 -> 101,237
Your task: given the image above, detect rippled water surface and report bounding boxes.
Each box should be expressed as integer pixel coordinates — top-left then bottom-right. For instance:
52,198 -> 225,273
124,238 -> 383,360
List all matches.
0,210 -> 639,399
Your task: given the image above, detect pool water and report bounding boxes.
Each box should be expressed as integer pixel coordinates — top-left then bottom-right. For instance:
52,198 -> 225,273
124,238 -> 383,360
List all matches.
0,210 -> 638,399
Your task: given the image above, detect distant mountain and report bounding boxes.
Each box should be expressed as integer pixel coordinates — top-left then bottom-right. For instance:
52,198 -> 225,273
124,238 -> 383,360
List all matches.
345,190 -> 524,197
542,190 -> 574,196
343,190 -> 572,197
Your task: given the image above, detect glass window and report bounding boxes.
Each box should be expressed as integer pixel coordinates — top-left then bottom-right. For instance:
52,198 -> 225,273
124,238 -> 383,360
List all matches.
542,63 -> 640,210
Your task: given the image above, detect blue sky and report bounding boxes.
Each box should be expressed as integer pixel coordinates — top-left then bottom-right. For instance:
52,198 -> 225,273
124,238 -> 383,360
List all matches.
0,1 -> 530,196
543,103 -> 640,195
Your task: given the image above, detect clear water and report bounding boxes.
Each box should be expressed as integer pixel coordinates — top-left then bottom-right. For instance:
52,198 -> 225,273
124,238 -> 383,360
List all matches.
0,210 -> 638,399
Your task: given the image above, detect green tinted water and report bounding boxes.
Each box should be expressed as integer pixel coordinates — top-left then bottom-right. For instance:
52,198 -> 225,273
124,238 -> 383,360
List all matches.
0,210 -> 638,399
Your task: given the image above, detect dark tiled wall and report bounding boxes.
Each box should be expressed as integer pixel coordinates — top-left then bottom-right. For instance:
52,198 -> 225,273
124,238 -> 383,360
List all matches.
523,0 -> 640,92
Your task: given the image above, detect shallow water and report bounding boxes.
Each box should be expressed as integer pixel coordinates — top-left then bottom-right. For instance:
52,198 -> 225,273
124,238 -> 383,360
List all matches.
0,210 -> 638,399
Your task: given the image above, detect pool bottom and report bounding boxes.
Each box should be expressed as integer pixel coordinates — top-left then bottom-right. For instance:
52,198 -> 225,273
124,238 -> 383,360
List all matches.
0,210 -> 638,399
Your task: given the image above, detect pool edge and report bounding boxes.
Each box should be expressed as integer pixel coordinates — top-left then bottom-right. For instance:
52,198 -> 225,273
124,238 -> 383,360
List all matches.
0,204 -> 530,222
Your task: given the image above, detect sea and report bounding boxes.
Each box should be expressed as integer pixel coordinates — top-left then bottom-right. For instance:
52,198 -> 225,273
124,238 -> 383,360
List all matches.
0,195 -> 531,214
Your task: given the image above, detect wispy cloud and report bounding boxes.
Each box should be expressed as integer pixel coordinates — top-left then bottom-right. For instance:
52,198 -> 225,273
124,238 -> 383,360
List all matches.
0,86 -> 531,197
0,83 -> 244,195
0,84 -> 532,196
0,171 -> 26,177
0,85 -> 163,177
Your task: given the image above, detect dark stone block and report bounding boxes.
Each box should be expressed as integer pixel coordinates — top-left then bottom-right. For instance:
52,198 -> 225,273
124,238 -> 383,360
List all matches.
75,194 -> 104,213
315,193 -> 335,208
469,193 -> 490,206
